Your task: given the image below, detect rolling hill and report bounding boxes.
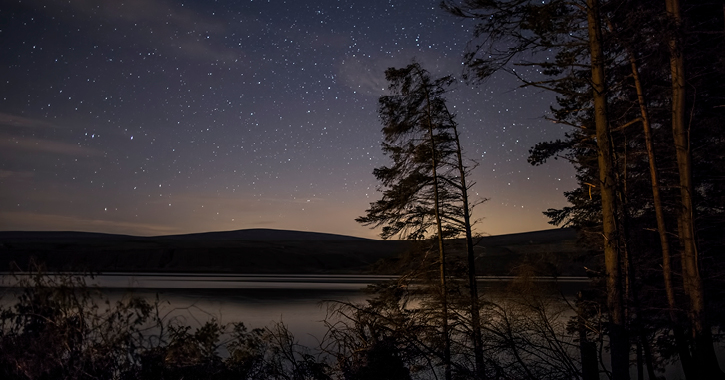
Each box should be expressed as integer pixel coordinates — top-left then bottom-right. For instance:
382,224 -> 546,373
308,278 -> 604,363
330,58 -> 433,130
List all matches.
0,228 -> 586,275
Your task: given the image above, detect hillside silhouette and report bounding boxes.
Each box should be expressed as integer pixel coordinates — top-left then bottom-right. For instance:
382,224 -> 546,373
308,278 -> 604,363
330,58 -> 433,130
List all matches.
0,228 -> 583,275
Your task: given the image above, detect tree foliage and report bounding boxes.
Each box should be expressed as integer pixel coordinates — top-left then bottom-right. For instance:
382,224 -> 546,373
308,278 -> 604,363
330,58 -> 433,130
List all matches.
445,0 -> 725,378
356,62 -> 481,241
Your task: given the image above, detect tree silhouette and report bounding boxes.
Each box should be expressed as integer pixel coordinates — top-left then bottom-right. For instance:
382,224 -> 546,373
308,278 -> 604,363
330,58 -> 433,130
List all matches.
445,0 -> 725,378
357,61 -> 485,379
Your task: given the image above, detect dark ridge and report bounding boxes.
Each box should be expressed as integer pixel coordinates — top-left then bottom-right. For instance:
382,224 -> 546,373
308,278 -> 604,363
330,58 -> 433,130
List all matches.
155,228 -> 370,241
471,228 -> 583,276
474,228 -> 577,246
0,228 -> 582,275
0,229 -> 368,242
0,231 -> 135,241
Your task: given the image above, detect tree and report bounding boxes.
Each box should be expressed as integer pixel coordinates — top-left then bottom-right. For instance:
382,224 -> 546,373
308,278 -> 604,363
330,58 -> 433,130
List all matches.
442,102 -> 487,380
585,2 -> 629,378
356,61 -> 485,379
444,0 -> 725,378
443,0 -> 630,376
663,0 -> 723,377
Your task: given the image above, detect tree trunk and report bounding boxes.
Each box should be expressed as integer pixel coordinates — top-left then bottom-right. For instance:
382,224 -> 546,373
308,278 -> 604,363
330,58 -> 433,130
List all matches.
586,0 -> 629,378
618,159 -> 657,380
627,45 -> 696,379
421,68 -> 452,380
578,292 -> 599,380
450,120 -> 485,379
664,0 -> 724,377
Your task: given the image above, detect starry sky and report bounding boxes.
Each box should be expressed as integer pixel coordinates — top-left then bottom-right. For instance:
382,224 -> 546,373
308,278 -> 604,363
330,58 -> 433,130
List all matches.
0,0 -> 576,239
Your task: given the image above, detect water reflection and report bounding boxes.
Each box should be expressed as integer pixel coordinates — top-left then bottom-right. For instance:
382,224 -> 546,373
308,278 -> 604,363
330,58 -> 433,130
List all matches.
1,273 -> 589,347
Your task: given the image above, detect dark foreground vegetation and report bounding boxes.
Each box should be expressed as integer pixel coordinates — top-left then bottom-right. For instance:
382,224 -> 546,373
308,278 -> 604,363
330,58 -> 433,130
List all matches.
1,270 -> 332,380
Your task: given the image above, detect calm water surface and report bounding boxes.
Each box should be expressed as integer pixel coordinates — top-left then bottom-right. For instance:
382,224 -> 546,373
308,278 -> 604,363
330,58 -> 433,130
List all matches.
1,273 -> 589,347
3,273 -> 716,377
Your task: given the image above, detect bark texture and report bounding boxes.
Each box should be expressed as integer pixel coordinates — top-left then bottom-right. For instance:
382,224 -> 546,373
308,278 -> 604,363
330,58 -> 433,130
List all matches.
587,0 -> 628,378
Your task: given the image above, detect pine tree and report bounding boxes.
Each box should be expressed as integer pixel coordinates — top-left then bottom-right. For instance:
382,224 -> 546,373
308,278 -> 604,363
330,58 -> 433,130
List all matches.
357,61 -> 485,379
445,0 -> 725,377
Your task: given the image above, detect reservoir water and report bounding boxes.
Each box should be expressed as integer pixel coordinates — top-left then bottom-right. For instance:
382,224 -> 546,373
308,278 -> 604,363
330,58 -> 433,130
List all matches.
3,273 -> 719,378
1,273 -> 589,347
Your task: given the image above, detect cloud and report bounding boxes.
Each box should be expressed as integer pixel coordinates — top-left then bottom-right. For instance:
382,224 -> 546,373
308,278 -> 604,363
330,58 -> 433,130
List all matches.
0,211 -> 181,236
0,170 -> 34,181
0,113 -> 56,130
0,135 -> 103,157
337,57 -> 391,97
0,113 -> 104,158
337,50 -> 463,97
25,0 -> 241,63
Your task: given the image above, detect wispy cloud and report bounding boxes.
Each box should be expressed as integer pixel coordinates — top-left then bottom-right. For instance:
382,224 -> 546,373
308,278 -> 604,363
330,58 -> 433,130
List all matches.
0,113 -> 103,158
0,113 -> 56,130
0,170 -> 34,181
0,211 -> 181,236
0,135 -> 103,157
337,57 -> 391,97
337,51 -> 462,97
25,0 -> 240,63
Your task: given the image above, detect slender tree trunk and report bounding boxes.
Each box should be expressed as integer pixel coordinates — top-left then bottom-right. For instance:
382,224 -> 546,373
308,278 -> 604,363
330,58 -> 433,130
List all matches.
628,30 -> 675,331
627,46 -> 696,379
450,120 -> 485,379
619,169 -> 658,380
617,129 -> 657,380
433,190 -> 451,380
578,292 -> 599,380
664,1 -> 724,377
586,1 -> 629,378
430,136 -> 451,380
421,69 -> 451,380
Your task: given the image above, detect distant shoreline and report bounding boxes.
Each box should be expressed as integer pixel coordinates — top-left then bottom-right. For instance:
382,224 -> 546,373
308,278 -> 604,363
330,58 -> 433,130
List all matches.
1,273 -> 591,294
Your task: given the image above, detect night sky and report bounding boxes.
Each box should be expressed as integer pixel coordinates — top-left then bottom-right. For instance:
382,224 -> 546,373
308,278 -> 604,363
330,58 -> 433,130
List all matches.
0,0 -> 576,239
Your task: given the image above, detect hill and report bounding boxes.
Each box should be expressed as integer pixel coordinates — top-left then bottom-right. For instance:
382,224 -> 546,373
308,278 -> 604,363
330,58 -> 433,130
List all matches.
0,229 -> 396,274
0,228 -> 367,242
0,228 -> 585,275
470,228 -> 586,276
368,228 -> 587,277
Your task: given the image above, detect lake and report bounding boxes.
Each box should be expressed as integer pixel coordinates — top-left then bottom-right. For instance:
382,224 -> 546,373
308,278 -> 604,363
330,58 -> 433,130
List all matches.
0,273 -> 590,348
4,273 -> 706,377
